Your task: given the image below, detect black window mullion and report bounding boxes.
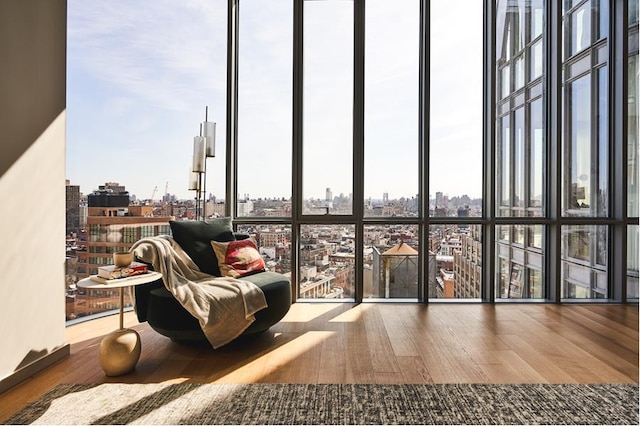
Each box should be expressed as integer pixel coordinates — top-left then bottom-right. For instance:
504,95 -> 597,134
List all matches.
353,0 -> 365,303
547,0 -> 562,303
483,0 -> 496,302
419,0 -> 429,302
610,0 -> 629,301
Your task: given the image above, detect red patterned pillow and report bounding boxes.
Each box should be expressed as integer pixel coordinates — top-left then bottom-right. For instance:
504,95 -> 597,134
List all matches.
211,238 -> 266,278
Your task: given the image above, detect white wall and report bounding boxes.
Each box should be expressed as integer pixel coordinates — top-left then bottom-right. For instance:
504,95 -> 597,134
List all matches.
0,0 -> 69,391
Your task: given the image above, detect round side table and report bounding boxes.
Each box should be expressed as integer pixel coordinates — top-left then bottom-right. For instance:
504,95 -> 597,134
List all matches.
77,271 -> 162,376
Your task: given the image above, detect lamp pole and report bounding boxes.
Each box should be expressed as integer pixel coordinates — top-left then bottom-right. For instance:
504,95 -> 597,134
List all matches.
190,106 -> 216,221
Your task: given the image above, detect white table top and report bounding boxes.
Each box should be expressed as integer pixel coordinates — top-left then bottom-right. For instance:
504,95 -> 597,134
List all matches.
77,271 -> 162,289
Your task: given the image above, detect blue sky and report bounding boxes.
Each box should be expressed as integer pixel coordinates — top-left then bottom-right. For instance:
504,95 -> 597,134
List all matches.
66,0 -> 482,202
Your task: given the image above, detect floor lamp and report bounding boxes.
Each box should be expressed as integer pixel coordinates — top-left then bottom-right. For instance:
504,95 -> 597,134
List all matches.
189,106 -> 216,220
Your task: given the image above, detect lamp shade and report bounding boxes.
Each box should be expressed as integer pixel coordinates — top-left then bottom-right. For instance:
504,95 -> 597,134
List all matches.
203,121 -> 216,157
188,170 -> 200,191
192,136 -> 206,172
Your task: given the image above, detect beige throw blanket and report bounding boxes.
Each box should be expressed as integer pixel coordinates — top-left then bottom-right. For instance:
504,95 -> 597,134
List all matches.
131,236 -> 267,349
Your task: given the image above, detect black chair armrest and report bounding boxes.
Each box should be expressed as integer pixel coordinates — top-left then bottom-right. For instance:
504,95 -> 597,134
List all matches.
133,256 -> 163,322
133,278 -> 164,322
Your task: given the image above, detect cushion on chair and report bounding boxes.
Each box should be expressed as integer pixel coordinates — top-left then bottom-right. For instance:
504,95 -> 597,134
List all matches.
211,238 -> 266,278
169,217 -> 235,276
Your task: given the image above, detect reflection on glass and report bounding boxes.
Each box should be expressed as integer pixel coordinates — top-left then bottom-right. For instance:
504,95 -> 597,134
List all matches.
514,107 -> 525,208
628,225 -> 639,299
528,224 -> 544,249
528,269 -> 543,298
570,1 -> 592,56
596,66 -> 608,216
499,115 -> 511,209
530,98 -> 544,210
497,0 -> 545,217
561,225 -> 608,299
531,0 -> 544,39
238,0 -> 292,216
564,75 -> 592,214
598,0 -> 609,40
631,0 -> 639,25
299,225 -> 355,299
303,1 -> 353,215
501,66 -> 510,98
515,55 -> 525,89
363,224 -> 419,299
513,224 -> 525,245
629,55 -> 639,216
365,0 -> 419,218
428,224 -> 482,299
531,41 -> 543,80
514,0 -> 526,53
496,225 -> 545,299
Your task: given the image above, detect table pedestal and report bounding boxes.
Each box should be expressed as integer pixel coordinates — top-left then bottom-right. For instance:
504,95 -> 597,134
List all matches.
98,328 -> 141,376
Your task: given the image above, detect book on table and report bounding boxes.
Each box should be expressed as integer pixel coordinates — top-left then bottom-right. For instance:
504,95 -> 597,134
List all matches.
97,261 -> 148,279
89,273 -> 152,285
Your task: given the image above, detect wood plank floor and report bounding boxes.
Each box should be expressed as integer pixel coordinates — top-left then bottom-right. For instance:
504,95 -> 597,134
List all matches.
0,303 -> 638,422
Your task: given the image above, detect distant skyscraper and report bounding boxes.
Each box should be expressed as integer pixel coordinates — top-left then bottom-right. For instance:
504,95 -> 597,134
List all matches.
383,192 -> 389,204
436,191 -> 444,207
65,180 -> 80,235
325,187 -> 332,202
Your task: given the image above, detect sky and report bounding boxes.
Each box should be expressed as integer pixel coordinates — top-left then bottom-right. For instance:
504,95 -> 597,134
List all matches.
66,0 -> 482,202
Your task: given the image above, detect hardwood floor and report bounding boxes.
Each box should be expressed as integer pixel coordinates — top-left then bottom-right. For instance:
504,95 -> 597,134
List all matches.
0,302 -> 638,422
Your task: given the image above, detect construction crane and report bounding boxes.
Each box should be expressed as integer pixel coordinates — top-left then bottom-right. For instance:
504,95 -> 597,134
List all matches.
162,181 -> 169,216
150,186 -> 158,201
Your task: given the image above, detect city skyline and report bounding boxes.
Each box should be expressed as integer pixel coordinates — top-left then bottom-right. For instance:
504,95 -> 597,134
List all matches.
71,180 -> 482,207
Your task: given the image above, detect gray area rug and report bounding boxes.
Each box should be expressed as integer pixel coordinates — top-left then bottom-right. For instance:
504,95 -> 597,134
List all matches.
6,383 -> 638,425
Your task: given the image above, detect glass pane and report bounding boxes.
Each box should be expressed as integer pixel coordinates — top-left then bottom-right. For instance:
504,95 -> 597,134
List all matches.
303,1 -> 353,215
595,65 -> 608,216
570,1 -> 592,57
531,0 -> 544,40
531,40 -> 543,80
237,0 -> 292,216
561,225 -> 608,299
363,224 -> 419,299
628,225 -> 639,299
563,75 -> 593,215
514,0 -> 526,53
299,225 -> 355,299
236,224 -> 292,277
501,66 -> 511,98
498,115 -> 511,210
428,224 -> 482,299
629,55 -> 639,216
514,107 -> 525,208
515,55 -> 525,89
430,0 -> 483,217
497,0 -> 545,217
364,0 -> 419,218
631,0 -> 639,25
496,225 -> 545,299
530,98 -> 544,211
598,0 -> 608,40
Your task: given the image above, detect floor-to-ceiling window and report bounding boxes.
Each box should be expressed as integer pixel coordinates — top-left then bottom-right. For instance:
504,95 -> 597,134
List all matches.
64,0 -> 639,326
560,0 -> 610,299
495,0 -> 546,300
228,0 -> 637,303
